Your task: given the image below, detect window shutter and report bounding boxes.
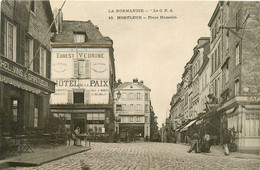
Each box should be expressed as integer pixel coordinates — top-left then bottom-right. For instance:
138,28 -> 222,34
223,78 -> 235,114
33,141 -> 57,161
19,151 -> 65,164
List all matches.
73,60 -> 78,77
67,90 -> 73,104
16,26 -> 21,64
33,40 -> 40,73
46,50 -> 51,79
0,15 -> 5,55
85,60 -> 91,78
84,90 -> 91,104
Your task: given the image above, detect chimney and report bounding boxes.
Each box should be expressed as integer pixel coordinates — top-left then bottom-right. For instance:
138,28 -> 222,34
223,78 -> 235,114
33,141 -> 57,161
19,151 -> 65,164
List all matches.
133,78 -> 138,83
53,8 -> 63,33
140,80 -> 144,84
118,79 -> 122,84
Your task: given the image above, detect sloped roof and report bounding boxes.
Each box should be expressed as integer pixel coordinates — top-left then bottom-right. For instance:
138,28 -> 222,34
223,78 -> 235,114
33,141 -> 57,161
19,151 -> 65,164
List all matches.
52,20 -> 112,45
115,82 -> 151,91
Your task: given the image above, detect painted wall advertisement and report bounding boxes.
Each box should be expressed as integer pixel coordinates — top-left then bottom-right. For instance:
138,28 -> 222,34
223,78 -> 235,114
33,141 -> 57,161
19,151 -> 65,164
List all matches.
51,48 -> 110,104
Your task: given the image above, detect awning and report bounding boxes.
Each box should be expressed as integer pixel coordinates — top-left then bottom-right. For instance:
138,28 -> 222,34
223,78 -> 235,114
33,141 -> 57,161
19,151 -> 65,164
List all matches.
181,120 -> 197,132
0,74 -> 41,94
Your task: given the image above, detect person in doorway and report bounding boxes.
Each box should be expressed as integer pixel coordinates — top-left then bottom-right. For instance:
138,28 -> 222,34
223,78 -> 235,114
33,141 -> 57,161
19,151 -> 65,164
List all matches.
223,129 -> 231,155
204,132 -> 211,153
187,132 -> 200,153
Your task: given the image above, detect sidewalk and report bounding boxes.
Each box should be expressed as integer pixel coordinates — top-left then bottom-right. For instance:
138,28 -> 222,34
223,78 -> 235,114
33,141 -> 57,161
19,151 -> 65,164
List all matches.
183,143 -> 260,160
0,145 -> 91,169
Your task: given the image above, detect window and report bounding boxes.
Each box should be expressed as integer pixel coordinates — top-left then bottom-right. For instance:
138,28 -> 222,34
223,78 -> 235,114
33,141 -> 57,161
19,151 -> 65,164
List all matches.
235,78 -> 240,95
137,116 -> 141,122
34,108 -> 38,127
74,32 -> 86,43
30,1 -> 36,13
5,20 -> 16,61
74,60 -> 91,78
137,93 -> 141,100
129,93 -> 133,99
24,37 -> 33,68
129,116 -> 133,122
122,104 -> 126,111
40,47 -> 46,77
245,114 -> 260,136
116,104 -> 122,111
84,90 -> 90,104
145,93 -> 149,100
145,116 -> 149,123
12,100 -> 18,122
235,43 -> 241,65
86,113 -> 105,120
73,89 -> 84,104
145,104 -> 149,112
137,104 -> 141,111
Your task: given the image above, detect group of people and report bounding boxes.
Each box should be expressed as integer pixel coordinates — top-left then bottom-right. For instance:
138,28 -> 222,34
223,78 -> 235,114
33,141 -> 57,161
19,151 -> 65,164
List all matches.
187,132 -> 211,153
67,127 -> 81,146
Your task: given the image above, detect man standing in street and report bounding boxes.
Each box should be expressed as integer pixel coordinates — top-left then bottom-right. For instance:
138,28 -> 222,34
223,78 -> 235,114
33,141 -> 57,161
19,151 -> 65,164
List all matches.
188,132 -> 200,153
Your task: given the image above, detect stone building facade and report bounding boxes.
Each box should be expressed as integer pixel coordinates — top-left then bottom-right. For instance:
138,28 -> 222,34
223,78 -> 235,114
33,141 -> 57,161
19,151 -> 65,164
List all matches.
169,1 -> 260,152
50,12 -> 116,140
0,0 -> 56,135
114,79 -> 151,141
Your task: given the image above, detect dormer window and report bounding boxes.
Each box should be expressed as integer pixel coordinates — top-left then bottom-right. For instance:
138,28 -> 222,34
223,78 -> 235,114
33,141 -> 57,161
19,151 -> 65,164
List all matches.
74,32 -> 86,43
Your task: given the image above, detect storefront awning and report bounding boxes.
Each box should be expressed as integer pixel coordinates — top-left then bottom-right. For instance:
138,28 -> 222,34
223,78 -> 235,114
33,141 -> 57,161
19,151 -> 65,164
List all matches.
0,75 -> 41,94
180,120 -> 197,132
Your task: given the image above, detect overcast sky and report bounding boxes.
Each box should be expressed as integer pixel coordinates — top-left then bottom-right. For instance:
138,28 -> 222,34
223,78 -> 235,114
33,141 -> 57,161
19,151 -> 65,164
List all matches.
50,0 -> 218,127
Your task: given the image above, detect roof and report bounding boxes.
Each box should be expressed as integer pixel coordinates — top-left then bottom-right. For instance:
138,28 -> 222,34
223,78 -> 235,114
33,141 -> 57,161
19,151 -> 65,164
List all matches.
52,20 -> 112,45
115,82 -> 151,91
208,1 -> 223,27
43,1 -> 57,32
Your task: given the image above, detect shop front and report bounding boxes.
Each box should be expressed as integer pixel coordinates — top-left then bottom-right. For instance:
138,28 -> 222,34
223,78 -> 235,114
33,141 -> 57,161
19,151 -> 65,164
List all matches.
0,56 -> 55,135
119,123 -> 145,141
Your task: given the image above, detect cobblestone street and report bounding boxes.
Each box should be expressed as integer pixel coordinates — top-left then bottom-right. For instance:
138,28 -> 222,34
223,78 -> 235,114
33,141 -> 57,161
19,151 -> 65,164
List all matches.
10,142 -> 260,170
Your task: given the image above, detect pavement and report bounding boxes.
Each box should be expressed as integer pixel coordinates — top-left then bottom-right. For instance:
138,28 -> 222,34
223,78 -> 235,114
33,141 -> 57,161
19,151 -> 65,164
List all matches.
0,144 -> 91,169
2,142 -> 259,170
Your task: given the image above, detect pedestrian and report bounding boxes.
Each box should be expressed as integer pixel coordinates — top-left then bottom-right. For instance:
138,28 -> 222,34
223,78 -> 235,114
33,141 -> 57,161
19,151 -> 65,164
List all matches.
72,127 -> 80,146
187,132 -> 200,153
223,129 -> 231,155
204,132 -> 211,153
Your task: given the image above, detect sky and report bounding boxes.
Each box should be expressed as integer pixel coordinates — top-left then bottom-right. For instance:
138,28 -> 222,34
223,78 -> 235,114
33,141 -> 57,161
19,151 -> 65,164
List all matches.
50,0 -> 218,127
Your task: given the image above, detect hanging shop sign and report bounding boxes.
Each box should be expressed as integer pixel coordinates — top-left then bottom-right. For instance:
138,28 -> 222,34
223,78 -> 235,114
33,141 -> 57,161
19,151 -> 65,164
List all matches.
0,56 -> 55,92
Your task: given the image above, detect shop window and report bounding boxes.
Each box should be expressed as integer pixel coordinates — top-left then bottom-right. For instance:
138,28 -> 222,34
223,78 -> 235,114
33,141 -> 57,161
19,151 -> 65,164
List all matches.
34,95 -> 39,127
12,100 -> 18,122
73,89 -> 84,104
5,20 -> 17,61
74,32 -> 86,43
245,114 -> 260,136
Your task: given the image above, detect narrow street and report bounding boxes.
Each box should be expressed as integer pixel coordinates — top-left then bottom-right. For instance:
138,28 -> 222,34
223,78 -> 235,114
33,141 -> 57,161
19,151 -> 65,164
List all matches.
12,142 -> 259,170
